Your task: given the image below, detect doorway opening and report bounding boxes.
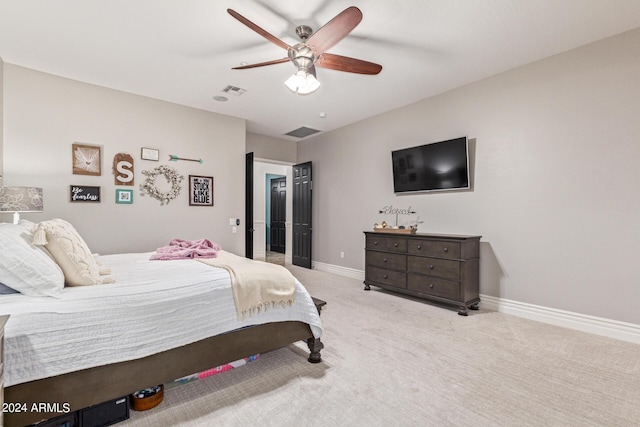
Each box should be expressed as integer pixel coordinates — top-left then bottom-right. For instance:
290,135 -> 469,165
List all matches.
252,160 -> 292,264
266,174 -> 286,265
248,157 -> 312,268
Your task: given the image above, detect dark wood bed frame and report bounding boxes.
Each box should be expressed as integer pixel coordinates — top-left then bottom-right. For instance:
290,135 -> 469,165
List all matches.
5,318 -> 324,427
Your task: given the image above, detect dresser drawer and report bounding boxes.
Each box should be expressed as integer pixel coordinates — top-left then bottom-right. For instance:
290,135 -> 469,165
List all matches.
407,274 -> 460,300
366,266 -> 406,289
366,234 -> 407,253
407,239 -> 460,259
407,256 -> 460,281
366,251 -> 406,270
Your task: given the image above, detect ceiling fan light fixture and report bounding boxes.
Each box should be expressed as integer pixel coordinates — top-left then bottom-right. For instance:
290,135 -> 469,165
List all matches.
228,7 -> 382,95
284,69 -> 320,95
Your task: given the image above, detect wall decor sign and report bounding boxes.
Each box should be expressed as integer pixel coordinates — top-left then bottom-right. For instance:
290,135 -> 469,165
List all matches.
72,143 -> 102,176
189,175 -> 213,206
374,204 -> 421,231
169,154 -> 203,164
70,185 -> 101,203
116,189 -> 133,204
141,147 -> 159,161
113,153 -> 135,186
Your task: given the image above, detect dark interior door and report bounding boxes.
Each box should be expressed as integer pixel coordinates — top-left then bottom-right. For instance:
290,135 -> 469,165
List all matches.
293,162 -> 312,268
245,152 -> 254,259
270,177 -> 287,254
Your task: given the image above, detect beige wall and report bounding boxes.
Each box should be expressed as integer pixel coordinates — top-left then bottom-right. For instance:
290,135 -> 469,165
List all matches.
0,57 -> 4,185
246,132 -> 297,164
298,29 -> 640,324
2,64 -> 247,255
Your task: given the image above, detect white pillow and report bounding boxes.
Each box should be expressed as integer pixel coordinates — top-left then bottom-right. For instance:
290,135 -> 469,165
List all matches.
0,220 -> 65,297
31,219 -> 114,286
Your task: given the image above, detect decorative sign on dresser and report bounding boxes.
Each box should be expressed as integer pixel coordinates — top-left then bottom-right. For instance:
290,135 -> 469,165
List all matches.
364,232 -> 481,315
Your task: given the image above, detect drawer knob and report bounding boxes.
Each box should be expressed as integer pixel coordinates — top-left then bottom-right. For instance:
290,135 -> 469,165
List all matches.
443,247 -> 448,253
383,258 -> 388,263
383,274 -> 388,279
429,284 -> 434,289
429,264 -> 434,270
394,243 -> 398,247
374,241 -> 379,245
417,245 -> 422,249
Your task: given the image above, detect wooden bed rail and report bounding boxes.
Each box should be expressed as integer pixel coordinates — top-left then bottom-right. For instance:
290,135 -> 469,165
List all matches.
5,321 -> 321,427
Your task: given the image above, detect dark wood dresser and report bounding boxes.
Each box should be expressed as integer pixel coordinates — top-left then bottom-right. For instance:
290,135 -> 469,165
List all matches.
364,232 -> 481,315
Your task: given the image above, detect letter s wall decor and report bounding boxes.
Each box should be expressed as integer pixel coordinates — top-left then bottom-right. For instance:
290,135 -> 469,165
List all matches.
113,153 -> 134,186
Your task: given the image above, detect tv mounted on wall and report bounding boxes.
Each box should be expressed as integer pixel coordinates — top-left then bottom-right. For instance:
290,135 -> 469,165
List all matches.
392,136 -> 470,193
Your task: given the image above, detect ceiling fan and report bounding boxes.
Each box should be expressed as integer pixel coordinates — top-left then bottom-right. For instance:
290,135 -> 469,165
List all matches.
227,6 -> 382,95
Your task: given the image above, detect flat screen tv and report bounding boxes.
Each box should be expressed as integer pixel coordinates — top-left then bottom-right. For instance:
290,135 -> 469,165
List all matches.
392,136 -> 470,193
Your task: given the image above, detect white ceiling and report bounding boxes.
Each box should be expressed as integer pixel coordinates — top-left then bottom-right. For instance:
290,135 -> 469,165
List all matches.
1,0 -> 639,141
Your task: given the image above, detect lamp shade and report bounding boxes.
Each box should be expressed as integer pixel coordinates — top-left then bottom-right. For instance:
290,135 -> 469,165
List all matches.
0,186 -> 44,224
284,70 -> 320,95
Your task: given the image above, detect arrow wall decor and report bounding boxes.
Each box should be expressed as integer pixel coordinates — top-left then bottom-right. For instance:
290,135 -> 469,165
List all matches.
168,154 -> 203,164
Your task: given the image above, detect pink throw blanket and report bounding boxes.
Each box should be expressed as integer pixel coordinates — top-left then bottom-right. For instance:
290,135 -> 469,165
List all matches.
150,238 -> 221,260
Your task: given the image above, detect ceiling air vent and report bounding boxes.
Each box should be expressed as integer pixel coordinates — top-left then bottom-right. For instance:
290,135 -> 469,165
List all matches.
285,126 -> 321,138
221,85 -> 247,96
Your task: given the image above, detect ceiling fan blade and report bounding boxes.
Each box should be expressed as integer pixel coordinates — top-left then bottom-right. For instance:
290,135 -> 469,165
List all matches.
232,58 -> 290,70
316,53 -> 382,75
306,6 -> 362,54
227,9 -> 291,51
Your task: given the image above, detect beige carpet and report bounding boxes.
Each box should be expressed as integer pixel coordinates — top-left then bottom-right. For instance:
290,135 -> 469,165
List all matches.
122,265 -> 640,426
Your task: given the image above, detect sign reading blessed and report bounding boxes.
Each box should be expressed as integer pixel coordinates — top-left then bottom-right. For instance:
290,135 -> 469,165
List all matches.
189,175 -> 213,206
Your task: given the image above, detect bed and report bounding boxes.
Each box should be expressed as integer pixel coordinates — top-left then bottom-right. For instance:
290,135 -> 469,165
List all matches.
0,219 -> 324,427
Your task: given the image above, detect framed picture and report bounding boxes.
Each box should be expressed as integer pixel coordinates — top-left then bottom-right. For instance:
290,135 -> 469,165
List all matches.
189,175 -> 214,206
141,147 -> 160,161
116,189 -> 133,204
70,185 -> 101,203
72,143 -> 102,176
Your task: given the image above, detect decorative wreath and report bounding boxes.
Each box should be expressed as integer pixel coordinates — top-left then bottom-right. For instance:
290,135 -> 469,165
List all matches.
140,165 -> 184,206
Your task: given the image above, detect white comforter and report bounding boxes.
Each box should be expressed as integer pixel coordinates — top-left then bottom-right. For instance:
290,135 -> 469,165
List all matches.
0,252 -> 323,387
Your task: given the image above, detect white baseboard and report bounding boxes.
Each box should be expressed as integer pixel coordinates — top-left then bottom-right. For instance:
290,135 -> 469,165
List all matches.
480,295 -> 640,344
312,261 -> 365,281
312,262 -> 640,344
